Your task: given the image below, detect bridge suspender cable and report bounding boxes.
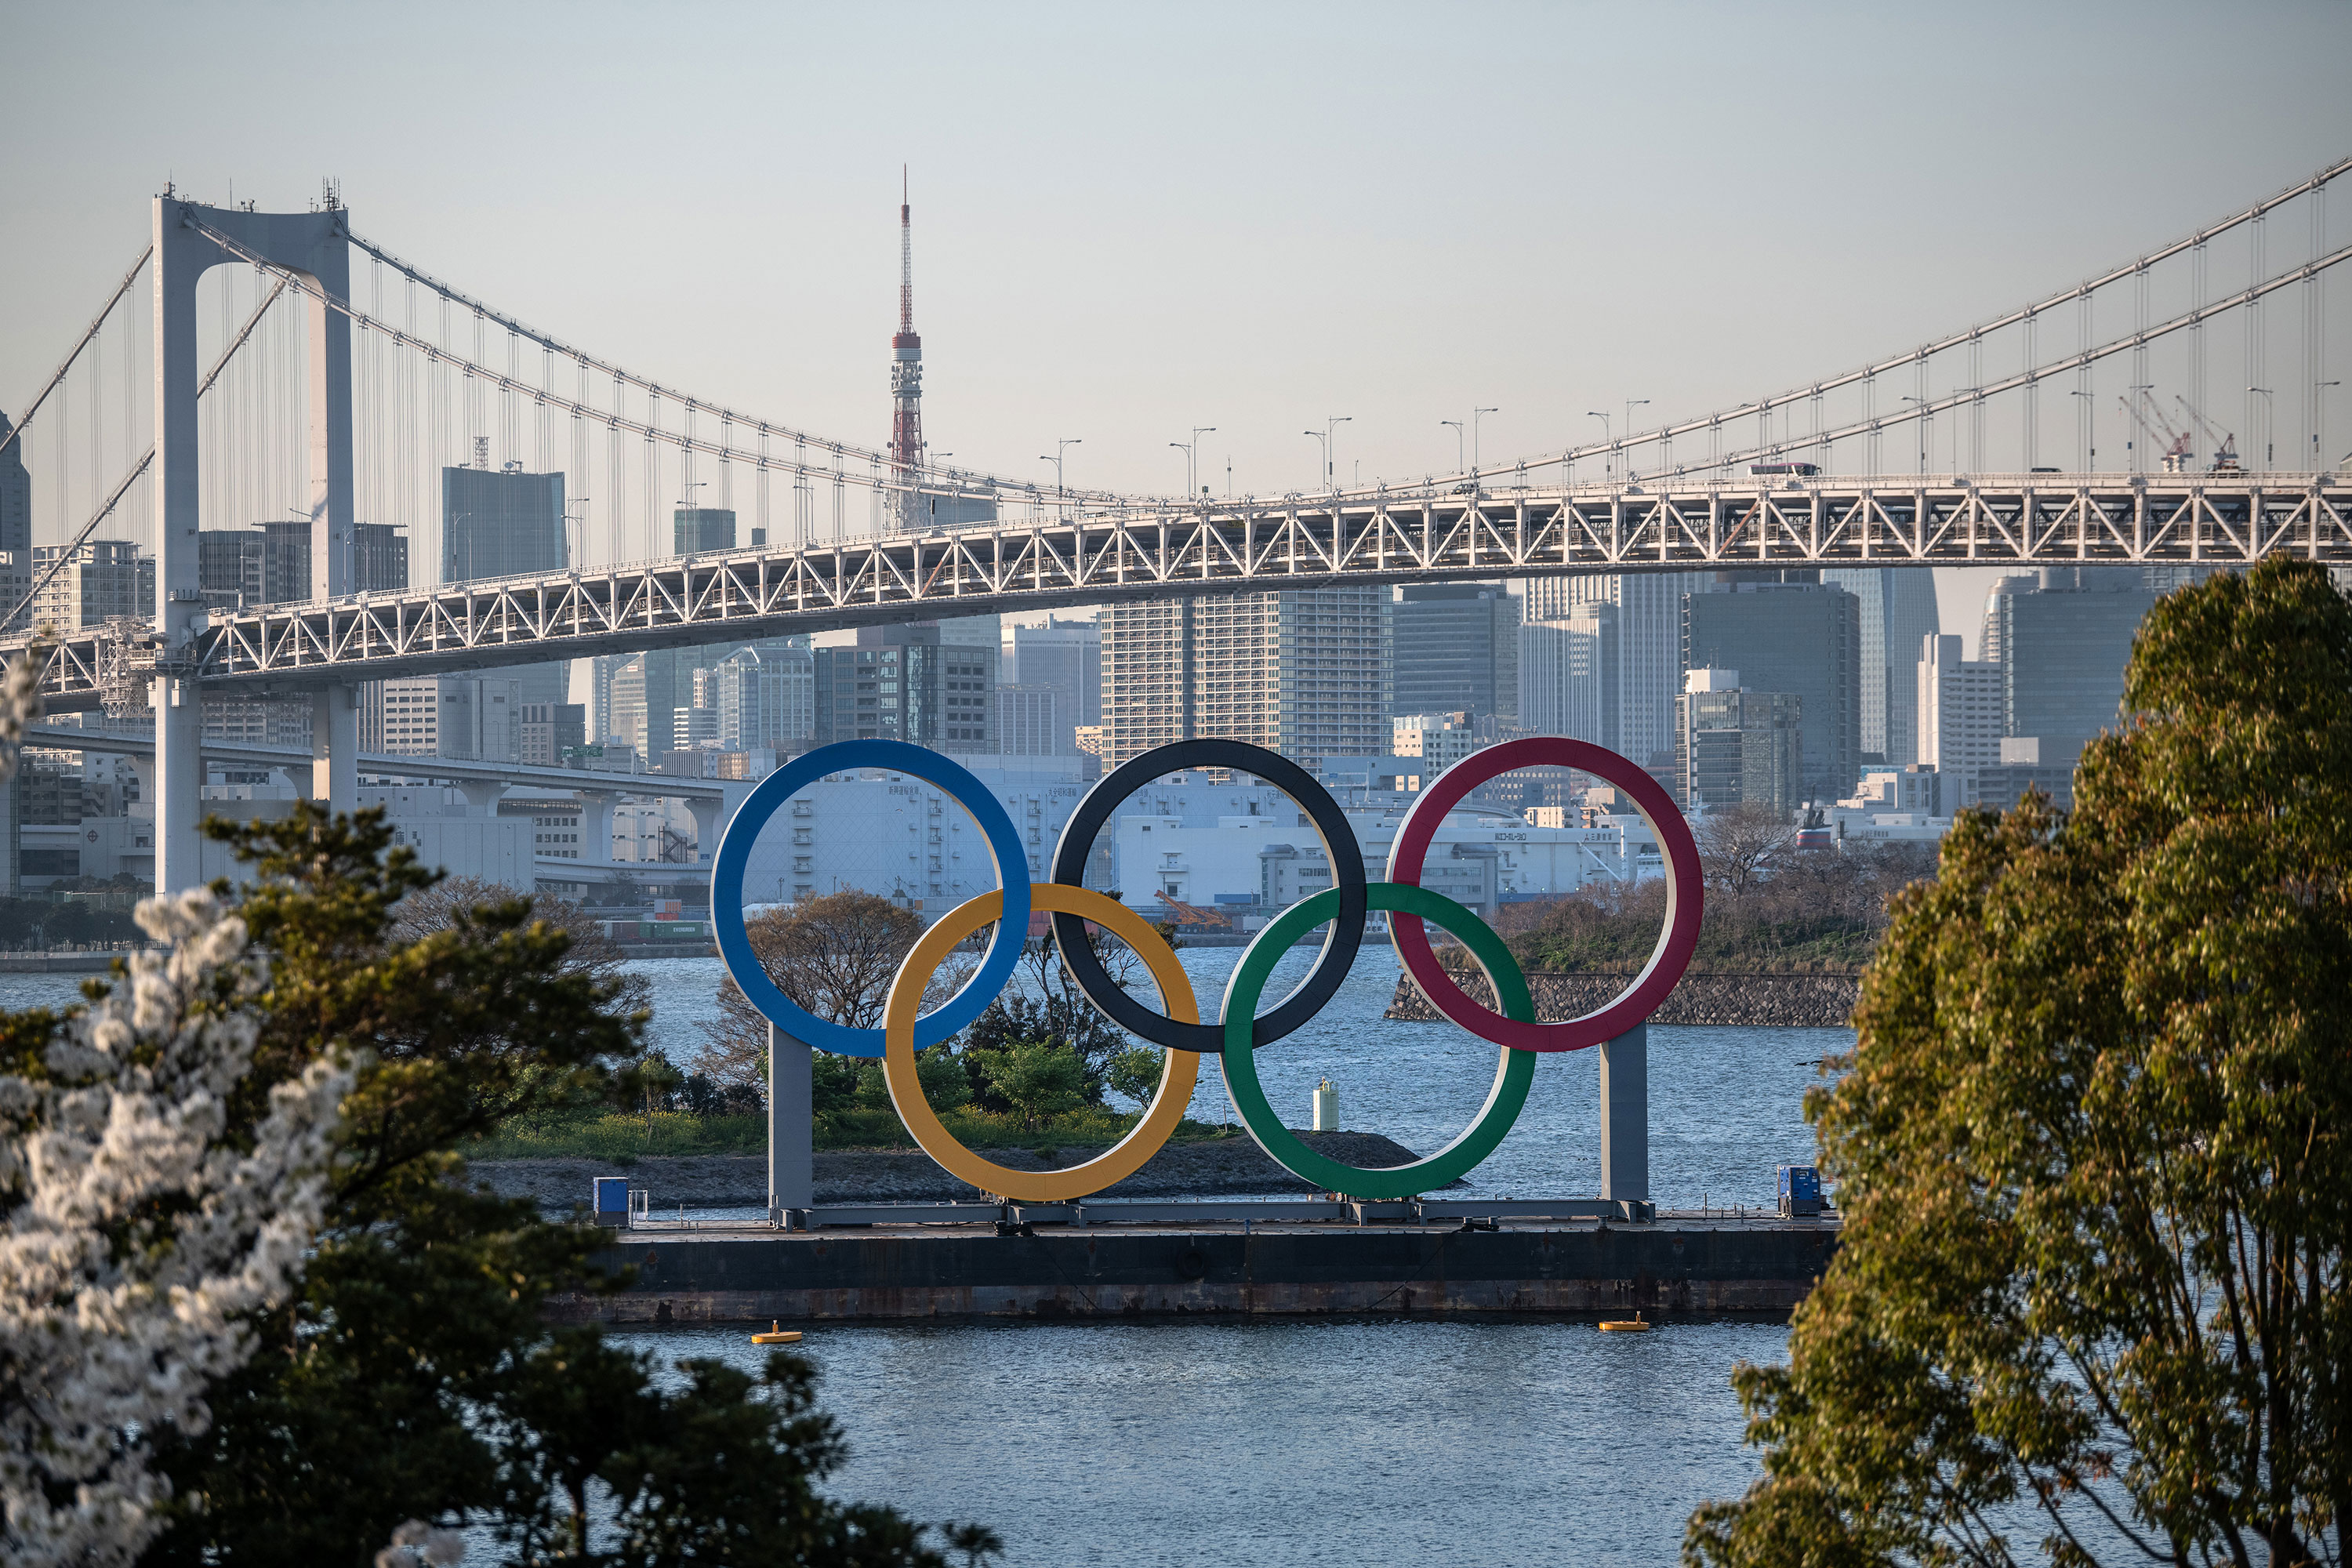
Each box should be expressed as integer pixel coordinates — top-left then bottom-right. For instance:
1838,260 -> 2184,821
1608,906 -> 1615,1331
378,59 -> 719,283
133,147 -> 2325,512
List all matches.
1625,240 -> 2352,483
330,224 -> 1126,510
1518,154 -> 2352,481
2,276 -> 289,637
2,244 -> 152,448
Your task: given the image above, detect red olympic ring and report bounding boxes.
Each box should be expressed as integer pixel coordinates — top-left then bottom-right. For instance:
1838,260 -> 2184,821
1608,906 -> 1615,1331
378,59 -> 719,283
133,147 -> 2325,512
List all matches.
1385,736 -> 1703,1051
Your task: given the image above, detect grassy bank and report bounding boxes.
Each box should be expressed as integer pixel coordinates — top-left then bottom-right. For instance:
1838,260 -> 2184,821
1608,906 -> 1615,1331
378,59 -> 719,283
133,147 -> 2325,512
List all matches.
463,1106 -> 1243,1162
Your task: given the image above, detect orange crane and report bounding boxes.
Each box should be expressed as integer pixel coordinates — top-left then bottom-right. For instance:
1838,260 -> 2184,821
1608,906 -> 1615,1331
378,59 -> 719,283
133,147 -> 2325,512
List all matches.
2173,396 -> 2242,472
1152,892 -> 1232,928
2117,393 -> 2195,474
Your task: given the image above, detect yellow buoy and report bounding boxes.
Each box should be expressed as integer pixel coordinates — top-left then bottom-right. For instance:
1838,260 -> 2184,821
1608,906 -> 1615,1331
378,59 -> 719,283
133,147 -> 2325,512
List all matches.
1599,1312 -> 1651,1334
750,1320 -> 804,1345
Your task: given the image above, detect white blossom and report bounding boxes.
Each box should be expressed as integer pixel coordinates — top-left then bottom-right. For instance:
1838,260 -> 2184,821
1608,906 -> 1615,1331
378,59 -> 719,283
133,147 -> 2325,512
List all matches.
0,881 -> 352,1567
375,1519 -> 467,1567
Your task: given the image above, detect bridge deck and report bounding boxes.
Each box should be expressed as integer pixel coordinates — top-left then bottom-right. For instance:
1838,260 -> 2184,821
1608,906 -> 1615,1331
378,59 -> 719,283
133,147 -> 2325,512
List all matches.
10,471 -> 2345,699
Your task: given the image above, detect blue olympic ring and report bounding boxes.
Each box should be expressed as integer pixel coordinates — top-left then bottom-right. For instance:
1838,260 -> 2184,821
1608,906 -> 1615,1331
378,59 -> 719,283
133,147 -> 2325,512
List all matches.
711,740 -> 1033,1058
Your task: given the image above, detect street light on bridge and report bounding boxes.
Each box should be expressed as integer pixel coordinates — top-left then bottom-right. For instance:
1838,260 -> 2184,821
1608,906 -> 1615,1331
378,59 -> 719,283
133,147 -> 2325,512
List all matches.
1171,428 -> 1214,499
1473,408 -> 1499,474
1585,412 -> 1609,477
2071,390 -> 2096,472
1441,420 -> 1465,474
1622,400 -> 1648,475
1039,438 -> 1081,498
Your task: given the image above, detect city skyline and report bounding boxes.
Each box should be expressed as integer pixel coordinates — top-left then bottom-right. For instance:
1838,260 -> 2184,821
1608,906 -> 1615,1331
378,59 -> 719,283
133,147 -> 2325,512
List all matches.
5,5 -> 2345,535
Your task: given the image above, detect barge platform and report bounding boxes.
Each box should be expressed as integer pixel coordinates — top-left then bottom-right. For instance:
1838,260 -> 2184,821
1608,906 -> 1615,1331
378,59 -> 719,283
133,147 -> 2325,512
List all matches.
553,1203 -> 1841,1324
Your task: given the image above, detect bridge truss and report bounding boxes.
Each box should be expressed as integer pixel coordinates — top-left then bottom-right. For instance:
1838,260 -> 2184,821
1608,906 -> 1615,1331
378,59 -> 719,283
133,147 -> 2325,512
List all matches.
15,470 -> 2346,702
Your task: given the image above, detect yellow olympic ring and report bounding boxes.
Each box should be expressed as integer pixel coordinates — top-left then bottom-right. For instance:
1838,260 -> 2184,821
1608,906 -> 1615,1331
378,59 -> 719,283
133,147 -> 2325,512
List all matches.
882,883 -> 1201,1203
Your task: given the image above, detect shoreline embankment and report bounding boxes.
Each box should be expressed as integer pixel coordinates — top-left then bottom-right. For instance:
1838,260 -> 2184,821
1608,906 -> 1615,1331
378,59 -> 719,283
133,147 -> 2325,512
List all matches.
1385,971 -> 1858,1029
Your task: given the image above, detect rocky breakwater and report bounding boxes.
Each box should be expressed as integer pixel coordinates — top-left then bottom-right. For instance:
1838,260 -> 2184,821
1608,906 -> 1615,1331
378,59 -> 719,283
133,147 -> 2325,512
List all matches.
1386,969 -> 1858,1029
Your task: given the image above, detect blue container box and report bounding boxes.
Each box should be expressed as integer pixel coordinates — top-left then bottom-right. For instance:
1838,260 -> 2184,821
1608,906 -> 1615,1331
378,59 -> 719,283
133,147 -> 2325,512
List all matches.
593,1176 -> 630,1225
1777,1164 -> 1823,1217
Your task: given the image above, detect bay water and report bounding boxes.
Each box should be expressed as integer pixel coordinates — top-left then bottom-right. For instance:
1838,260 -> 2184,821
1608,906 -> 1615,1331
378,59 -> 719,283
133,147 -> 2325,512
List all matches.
3,948 -> 1848,1563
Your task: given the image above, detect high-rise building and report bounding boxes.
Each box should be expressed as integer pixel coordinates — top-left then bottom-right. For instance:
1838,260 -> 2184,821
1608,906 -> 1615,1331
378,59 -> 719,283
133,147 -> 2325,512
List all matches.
1682,583 -> 1862,802
354,523 -> 408,595
1100,588 -> 1390,771
0,415 -> 29,633
1822,568 -> 1940,766
814,623 -> 998,751
1392,711 -> 1489,771
1978,572 -> 2038,666
995,686 -> 1061,756
1995,568 -> 2158,768
1392,584 -> 1519,720
1916,633 -> 2004,804
709,643 -> 815,753
443,463 -> 568,716
1518,606 -> 1620,750
31,541 -> 146,630
518,702 -> 587,768
1675,670 -> 1802,815
1522,572 -> 1699,771
372,677 -> 523,761
674,507 -> 735,554
1009,615 -> 1100,752
368,677 -> 441,756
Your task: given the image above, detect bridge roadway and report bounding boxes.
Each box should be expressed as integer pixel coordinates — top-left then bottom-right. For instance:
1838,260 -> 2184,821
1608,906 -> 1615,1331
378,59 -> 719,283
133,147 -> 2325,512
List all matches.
12,470 -> 2346,703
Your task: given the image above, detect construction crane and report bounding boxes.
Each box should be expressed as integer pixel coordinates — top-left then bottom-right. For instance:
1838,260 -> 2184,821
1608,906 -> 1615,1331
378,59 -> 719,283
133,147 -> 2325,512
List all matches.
1152,893 -> 1232,929
2117,393 -> 2195,473
2173,395 -> 2243,472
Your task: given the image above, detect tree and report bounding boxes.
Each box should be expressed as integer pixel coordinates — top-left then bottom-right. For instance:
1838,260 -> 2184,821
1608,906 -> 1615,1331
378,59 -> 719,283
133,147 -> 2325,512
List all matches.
393,875 -> 652,1021
955,920 -> 1153,1106
0,638 -> 353,1568
1687,557 -> 2350,1568
111,807 -> 993,1566
968,1039 -> 1089,1131
699,891 -> 931,1091
1693,801 -> 1797,903
0,890 -> 350,1567
1104,1045 -> 1165,1109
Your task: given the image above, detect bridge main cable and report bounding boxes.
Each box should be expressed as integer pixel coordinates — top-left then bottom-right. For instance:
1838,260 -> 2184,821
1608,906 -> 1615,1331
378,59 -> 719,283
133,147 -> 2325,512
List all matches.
2,242 -> 152,445
1504,154 -> 2352,481
330,223 -> 1132,510
2,274 -> 291,636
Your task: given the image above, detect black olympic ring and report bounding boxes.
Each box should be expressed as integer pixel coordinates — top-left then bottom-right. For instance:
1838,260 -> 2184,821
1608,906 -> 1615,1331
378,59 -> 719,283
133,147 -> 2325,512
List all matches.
1047,739 -> 1367,1053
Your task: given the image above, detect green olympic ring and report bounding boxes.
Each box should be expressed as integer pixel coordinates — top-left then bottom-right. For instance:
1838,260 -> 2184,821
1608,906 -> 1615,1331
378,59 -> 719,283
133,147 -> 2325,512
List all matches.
1220,881 -> 1536,1200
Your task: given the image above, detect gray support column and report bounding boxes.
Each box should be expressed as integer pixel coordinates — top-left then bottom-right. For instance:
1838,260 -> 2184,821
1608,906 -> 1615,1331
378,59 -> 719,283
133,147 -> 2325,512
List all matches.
151,198 -> 206,894
768,1022 -> 813,1221
1598,1023 -> 1649,1203
578,791 -> 618,860
310,685 -> 357,810
684,797 -> 723,862
150,196 -> 355,890
453,778 -> 508,815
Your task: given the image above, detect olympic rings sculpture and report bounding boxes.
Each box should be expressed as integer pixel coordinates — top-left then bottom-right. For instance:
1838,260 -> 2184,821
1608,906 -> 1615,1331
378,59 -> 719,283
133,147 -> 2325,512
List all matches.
714,735 -> 1702,1203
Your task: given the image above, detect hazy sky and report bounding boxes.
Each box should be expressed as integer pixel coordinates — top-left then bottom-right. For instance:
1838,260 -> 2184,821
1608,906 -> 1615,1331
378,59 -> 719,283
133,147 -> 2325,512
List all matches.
4,1 -> 2347,648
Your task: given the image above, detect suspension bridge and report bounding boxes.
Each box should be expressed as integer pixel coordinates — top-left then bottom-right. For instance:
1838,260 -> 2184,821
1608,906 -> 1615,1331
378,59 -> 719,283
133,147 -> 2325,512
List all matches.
2,162 -> 2347,892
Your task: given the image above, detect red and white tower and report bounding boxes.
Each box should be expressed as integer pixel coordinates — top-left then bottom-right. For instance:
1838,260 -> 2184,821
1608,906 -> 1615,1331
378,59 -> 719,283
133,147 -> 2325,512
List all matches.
889,167 -> 923,529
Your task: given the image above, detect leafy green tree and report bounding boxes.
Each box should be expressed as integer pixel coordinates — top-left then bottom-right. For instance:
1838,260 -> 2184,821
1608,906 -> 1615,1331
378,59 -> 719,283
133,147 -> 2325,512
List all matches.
972,1039 -> 1089,1131
1687,558 -> 2350,1568
1105,1045 -> 1166,1109
958,921 -> 1154,1105
129,806 -> 989,1565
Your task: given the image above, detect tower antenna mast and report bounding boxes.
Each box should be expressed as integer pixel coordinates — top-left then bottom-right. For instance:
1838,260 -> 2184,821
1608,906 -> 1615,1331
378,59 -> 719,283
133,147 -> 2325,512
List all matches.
890,165 -> 923,528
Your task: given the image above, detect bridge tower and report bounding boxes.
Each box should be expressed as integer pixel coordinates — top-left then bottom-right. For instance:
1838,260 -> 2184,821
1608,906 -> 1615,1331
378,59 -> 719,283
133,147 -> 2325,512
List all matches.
888,168 -> 923,531
151,190 -> 358,891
